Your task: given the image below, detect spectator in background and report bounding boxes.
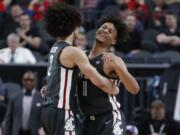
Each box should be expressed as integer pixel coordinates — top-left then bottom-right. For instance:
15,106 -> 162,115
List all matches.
0,0 -> 6,14
2,71 -> 43,135
123,0 -> 140,11
80,0 -> 98,31
28,0 -> 64,21
115,14 -> 142,55
74,32 -> 88,50
0,0 -> 11,15
138,100 -> 180,135
126,125 -> 139,135
0,77 -> 6,133
0,4 -> 23,40
118,4 -> 144,31
96,0 -> 121,11
156,12 -> 180,52
149,0 -> 167,30
121,0 -> 150,28
118,4 -> 131,20
16,14 -> 41,52
0,33 -> 37,64
122,0 -> 149,14
164,0 -> 180,10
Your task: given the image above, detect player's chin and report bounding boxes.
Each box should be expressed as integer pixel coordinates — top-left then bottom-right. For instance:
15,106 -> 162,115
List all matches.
96,37 -> 106,44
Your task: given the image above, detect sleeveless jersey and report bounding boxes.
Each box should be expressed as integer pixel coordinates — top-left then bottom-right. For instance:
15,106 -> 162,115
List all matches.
78,51 -> 121,115
46,41 -> 78,110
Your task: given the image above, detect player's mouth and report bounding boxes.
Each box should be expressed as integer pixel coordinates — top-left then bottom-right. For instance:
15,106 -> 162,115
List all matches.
97,31 -> 107,39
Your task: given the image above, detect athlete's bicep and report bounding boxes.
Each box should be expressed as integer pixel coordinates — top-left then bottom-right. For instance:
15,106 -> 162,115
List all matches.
71,48 -> 97,77
68,47 -> 119,95
70,48 -> 105,86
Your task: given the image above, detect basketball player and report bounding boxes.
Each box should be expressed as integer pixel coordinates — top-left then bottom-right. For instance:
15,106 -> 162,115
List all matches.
78,15 -> 140,135
41,4 -> 119,135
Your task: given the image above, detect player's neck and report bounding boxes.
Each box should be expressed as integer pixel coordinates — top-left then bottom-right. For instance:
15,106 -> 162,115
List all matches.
89,42 -> 108,59
57,33 -> 74,45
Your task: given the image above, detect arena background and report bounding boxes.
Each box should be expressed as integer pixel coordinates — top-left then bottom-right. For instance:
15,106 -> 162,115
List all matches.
0,0 -> 180,135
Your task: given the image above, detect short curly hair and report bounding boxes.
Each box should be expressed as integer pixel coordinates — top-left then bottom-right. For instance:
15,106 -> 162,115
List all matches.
98,15 -> 128,44
44,4 -> 81,38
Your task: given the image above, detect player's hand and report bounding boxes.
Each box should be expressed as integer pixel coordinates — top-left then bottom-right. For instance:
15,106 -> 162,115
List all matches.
110,79 -> 121,87
103,52 -> 127,71
103,52 -> 116,60
109,79 -> 120,95
40,85 -> 47,97
103,52 -> 117,66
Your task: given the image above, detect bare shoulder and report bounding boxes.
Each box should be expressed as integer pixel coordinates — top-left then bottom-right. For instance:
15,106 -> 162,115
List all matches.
62,46 -> 83,56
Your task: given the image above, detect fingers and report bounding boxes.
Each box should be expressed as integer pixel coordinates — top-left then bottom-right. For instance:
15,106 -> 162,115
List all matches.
103,52 -> 114,63
110,79 -> 121,87
40,85 -> 47,97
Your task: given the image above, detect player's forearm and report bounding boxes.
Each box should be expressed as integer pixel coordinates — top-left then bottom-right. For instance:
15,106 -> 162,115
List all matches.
95,76 -> 119,95
79,62 -> 118,95
87,69 -> 119,95
114,64 -> 140,94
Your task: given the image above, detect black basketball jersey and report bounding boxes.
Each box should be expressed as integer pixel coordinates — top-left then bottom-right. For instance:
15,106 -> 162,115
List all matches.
78,51 -> 121,115
46,41 -> 78,110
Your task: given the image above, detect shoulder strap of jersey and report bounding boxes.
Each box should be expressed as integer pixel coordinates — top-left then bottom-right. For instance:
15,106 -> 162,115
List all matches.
55,41 -> 76,70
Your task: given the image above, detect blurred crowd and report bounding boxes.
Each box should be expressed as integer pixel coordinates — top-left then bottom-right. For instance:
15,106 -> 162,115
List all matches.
0,0 -> 180,135
0,0 -> 180,64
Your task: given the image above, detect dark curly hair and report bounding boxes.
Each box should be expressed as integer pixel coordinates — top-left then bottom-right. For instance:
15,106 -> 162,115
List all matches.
44,4 -> 81,38
98,15 -> 128,44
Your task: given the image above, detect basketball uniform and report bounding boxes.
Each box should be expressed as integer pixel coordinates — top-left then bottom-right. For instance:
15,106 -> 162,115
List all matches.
41,41 -> 80,135
78,51 -> 126,135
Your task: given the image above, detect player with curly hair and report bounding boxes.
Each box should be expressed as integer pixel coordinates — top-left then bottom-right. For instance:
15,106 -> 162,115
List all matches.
78,15 -> 140,135
41,4 -> 119,135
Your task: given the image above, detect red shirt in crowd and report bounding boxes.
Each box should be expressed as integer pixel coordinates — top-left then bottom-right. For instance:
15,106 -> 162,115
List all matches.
0,0 -> 5,12
32,0 -> 64,21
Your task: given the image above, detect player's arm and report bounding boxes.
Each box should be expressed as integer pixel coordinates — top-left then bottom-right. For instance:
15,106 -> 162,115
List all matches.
103,52 -> 140,94
61,47 -> 119,95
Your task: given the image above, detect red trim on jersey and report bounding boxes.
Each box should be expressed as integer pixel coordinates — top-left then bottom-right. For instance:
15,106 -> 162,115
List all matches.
114,109 -> 120,122
63,69 -> 68,109
112,95 -> 120,109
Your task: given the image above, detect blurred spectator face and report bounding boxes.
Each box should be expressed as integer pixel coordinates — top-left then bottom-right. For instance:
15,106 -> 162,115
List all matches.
151,101 -> 166,121
165,14 -> 177,28
19,14 -> 31,29
96,22 -> 117,47
125,15 -> 136,31
118,5 -> 131,20
7,33 -> 20,51
22,72 -> 36,91
10,5 -> 23,23
74,33 -> 88,50
154,0 -> 165,7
